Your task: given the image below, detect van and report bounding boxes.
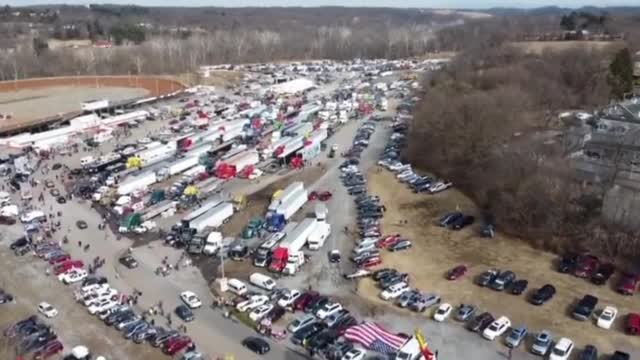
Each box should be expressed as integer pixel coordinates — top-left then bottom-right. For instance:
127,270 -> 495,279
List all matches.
395,336 -> 422,360
227,278 -> 247,296
249,272 -> 276,291
80,156 -> 96,167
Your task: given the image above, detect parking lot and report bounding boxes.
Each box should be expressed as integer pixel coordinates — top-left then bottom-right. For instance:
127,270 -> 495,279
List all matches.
356,153 -> 640,357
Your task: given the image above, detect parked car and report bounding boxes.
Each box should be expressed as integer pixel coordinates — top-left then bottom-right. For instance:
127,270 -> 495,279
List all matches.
33,340 -> 63,359
477,269 -> 499,287
119,255 -> 138,269
180,291 -> 202,309
549,337 -> 574,360
439,212 -> 462,227
610,351 -> 630,360
451,215 -> 475,230
529,284 -> 556,305
380,282 -> 410,301
291,322 -> 325,346
162,336 -> 193,355
505,325 -> 527,348
572,295 -> 598,321
433,303 -> 453,322
591,263 -> 615,285
467,312 -> 495,332
456,304 -> 477,321
409,293 -> 441,312
388,240 -> 412,252
617,272 -> 640,295
510,280 -> 528,295
288,314 -> 316,333
579,345 -> 598,360
447,265 -> 468,280
596,306 -> 618,329
37,302 -> 58,318
530,330 -> 553,356
490,271 -> 515,291
482,316 -> 511,340
574,255 -> 599,278
627,312 -> 640,335
558,253 -> 578,273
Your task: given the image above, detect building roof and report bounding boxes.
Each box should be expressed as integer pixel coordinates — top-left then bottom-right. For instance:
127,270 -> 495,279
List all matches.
269,78 -> 315,94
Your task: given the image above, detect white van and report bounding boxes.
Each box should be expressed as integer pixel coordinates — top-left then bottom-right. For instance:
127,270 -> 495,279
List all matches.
80,156 -> 96,167
227,278 -> 247,296
20,210 -> 46,223
249,273 -> 276,291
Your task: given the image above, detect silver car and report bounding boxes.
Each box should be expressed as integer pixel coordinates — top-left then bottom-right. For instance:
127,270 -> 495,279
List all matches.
409,293 -> 441,312
530,330 -> 552,356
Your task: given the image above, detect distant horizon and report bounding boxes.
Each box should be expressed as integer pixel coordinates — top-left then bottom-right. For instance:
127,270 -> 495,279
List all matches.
4,1 -> 640,10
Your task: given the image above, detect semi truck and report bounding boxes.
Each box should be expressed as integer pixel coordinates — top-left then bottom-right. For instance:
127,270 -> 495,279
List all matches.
266,187 -> 307,232
180,196 -> 224,229
252,228 -> 290,267
215,150 -> 260,179
157,156 -> 200,180
268,181 -> 304,211
307,222 -> 331,250
269,218 -> 317,274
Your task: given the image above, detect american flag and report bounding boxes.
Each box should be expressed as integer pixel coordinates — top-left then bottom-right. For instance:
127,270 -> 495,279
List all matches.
343,322 -> 407,354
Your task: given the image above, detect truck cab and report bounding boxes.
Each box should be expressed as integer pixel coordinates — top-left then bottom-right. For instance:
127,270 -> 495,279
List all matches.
266,213 -> 286,232
283,252 -> 306,275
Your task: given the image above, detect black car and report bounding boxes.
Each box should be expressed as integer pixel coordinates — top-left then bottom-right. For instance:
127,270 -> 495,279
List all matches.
572,294 -> 598,321
0,292 -> 14,304
467,312 -> 494,332
558,253 -> 578,273
439,212 -> 462,227
591,263 -> 615,285
529,284 -> 556,305
291,322 -> 325,346
373,269 -> 397,281
328,250 -> 341,263
10,237 -> 29,250
175,305 -> 194,322
489,270 -> 515,291
610,351 -> 630,360
307,329 -> 337,353
243,336 -> 270,354
306,296 -> 330,315
510,279 -> 528,295
379,273 -> 409,289
266,306 -> 286,322
76,220 -> 88,229
451,215 -> 475,230
82,276 -> 108,287
119,255 -> 138,269
477,269 -> 499,287
579,345 -> 598,360
56,196 -> 66,204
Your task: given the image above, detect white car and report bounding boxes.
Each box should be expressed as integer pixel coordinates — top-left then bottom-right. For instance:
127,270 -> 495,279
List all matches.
316,302 -> 343,320
482,316 -> 511,340
288,314 -> 316,333
433,303 -> 452,322
277,289 -> 301,308
341,348 -> 366,360
249,304 -> 273,322
596,306 -> 618,329
236,295 -> 269,312
37,302 -> 58,318
88,299 -> 117,315
549,337 -> 574,360
380,282 -> 409,301
428,181 -> 453,194
58,269 -> 88,284
83,288 -> 118,306
180,291 -> 202,309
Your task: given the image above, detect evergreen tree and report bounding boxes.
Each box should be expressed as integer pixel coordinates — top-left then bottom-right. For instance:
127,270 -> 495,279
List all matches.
608,48 -> 634,100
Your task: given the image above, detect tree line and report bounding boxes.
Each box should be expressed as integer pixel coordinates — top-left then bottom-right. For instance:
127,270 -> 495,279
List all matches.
406,42 -> 640,265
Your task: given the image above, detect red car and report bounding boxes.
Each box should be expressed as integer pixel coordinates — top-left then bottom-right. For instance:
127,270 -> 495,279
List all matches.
376,234 -> 401,248
162,336 -> 193,355
359,257 -> 382,268
627,313 -> 640,335
617,272 -> 640,295
33,340 -> 63,359
293,291 -> 319,311
447,265 -> 468,280
318,191 -> 333,201
574,255 -> 599,278
53,260 -> 84,275
48,253 -> 71,265
308,191 -> 319,201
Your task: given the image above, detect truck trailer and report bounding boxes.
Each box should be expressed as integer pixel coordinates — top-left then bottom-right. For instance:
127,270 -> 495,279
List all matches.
268,181 -> 304,211
180,196 -> 224,228
269,218 -> 317,274
307,222 -> 331,250
117,171 -> 157,195
188,202 -> 234,233
275,188 -> 308,220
